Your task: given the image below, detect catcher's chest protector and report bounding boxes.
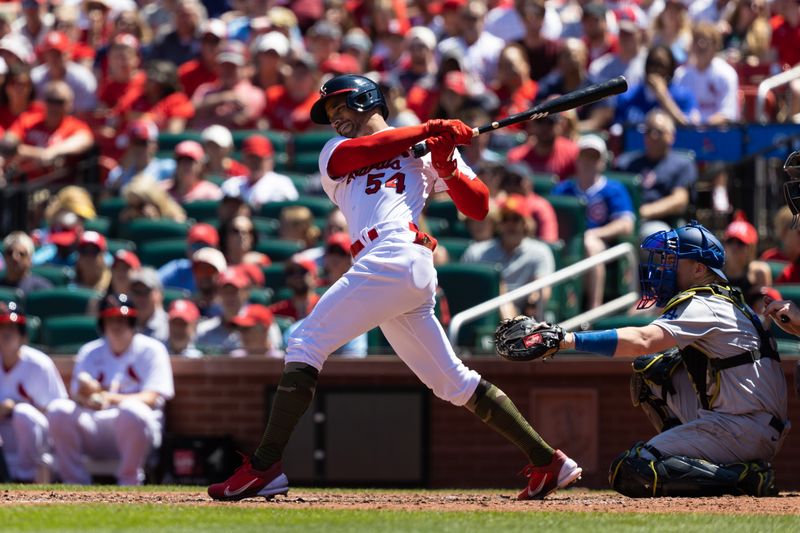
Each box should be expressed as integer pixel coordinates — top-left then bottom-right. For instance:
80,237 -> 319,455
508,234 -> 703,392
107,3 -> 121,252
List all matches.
662,284 -> 780,410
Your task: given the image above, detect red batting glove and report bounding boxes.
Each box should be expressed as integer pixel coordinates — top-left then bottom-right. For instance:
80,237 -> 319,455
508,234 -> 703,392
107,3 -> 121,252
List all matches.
427,135 -> 458,178
425,119 -> 474,146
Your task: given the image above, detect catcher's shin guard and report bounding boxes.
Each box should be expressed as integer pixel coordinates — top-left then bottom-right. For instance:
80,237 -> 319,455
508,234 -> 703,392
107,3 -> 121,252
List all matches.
630,351 -> 682,432
609,444 -> 778,497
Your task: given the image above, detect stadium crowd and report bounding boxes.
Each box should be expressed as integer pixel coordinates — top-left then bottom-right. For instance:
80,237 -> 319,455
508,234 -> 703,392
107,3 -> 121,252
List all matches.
1,0 -> 800,484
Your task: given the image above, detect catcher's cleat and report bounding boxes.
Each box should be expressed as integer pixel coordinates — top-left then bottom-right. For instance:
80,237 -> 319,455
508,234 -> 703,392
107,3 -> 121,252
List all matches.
736,460 -> 778,497
208,453 -> 289,501
518,449 -> 582,500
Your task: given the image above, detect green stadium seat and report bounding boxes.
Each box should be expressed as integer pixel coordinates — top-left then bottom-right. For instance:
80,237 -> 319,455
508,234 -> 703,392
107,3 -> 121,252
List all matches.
590,314 -> 654,330
138,239 -> 188,269
42,316 -> 98,352
106,239 -> 136,255
367,327 -> 393,355
438,237 -> 472,262
48,343 -> 88,355
0,286 -> 23,303
251,216 -> 280,237
292,131 -> 336,153
529,173 -> 558,196
84,216 -> 112,236
30,265 -> 73,286
26,287 -> 101,320
157,131 -> 203,151
422,216 -> 451,238
26,315 -> 42,346
290,152 -> 322,174
768,261 -> 788,282
163,287 -> 192,309
119,219 -> 191,248
97,197 -> 127,221
231,130 -> 290,154
775,283 -> 800,304
255,239 -> 305,262
183,200 -> 220,222
435,263 -> 502,349
248,287 -> 273,306
262,264 -> 287,293
258,197 -> 335,219
544,240 -> 582,322
425,200 -> 468,238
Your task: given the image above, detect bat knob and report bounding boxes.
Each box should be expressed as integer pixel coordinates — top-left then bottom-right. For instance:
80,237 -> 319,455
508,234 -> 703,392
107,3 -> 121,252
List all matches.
412,141 -> 429,158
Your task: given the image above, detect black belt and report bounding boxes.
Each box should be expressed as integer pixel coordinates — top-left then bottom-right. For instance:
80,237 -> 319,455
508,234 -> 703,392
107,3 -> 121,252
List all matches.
769,416 -> 785,435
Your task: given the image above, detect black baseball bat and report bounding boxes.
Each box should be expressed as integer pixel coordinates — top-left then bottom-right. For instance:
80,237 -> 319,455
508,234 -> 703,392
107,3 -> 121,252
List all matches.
412,75 -> 628,158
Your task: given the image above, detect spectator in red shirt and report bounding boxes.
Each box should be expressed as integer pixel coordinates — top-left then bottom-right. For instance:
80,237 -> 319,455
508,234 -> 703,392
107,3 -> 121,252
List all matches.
581,3 -> 618,68
191,41 -> 265,130
52,4 -> 96,67
250,31 -> 289,91
497,164 -> 559,244
760,206 -> 796,263
506,111 -> 579,181
167,140 -> 223,203
492,44 -> 538,131
264,54 -> 319,133
178,18 -> 225,98
98,34 -> 144,110
4,80 -> 94,180
120,60 -> 194,133
31,31 -> 98,115
268,256 -> 321,322
514,0 -> 561,81
770,0 -> 800,69
0,66 -> 43,136
200,124 -> 247,180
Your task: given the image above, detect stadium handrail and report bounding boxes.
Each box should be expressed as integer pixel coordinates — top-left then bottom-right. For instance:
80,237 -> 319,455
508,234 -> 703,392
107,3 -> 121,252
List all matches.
757,65 -> 800,123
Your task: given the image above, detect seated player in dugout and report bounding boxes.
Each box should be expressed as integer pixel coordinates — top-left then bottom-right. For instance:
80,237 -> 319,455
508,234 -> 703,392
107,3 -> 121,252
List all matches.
497,220 -> 789,497
208,74 -> 583,502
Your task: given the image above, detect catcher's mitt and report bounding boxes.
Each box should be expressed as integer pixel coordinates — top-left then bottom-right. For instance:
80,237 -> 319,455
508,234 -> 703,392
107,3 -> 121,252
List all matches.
494,316 -> 564,362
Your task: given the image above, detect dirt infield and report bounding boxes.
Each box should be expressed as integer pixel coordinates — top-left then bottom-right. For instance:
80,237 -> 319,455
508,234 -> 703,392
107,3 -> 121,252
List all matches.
3,488 -> 799,514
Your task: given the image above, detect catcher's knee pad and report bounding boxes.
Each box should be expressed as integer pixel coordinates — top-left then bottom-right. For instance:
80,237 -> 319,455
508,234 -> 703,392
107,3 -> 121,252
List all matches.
630,350 -> 683,433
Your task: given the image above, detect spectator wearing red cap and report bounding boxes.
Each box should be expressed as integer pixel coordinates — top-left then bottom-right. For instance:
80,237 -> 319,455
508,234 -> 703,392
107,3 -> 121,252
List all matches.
31,31 -> 97,114
110,249 -> 141,295
322,232 -> 353,285
491,44 -> 538,131
263,54 -> 319,133
269,256 -> 321,322
462,194 -> 555,319
201,124 -> 248,180
74,231 -> 111,292
158,223 -> 221,293
149,0 -> 204,67
116,60 -> 194,134
722,212 -> 772,311
0,231 -> 53,296
250,31 -> 289,91
5,80 -> 95,182
191,41 -> 265,131
167,140 -> 222,203
167,299 -> 203,358
230,304 -> 283,358
196,266 -> 253,354
178,19 -> 225,98
437,0 -> 505,86
224,135 -> 297,209
106,120 -> 176,193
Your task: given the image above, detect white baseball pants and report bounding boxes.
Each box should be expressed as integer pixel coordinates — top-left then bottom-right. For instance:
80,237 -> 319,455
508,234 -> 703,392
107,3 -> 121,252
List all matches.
285,226 -> 481,406
47,398 -> 163,485
0,402 -> 52,482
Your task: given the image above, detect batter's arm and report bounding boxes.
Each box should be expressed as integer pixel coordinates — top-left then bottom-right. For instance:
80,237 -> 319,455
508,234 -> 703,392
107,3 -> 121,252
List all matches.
561,324 -> 677,357
327,124 -> 433,176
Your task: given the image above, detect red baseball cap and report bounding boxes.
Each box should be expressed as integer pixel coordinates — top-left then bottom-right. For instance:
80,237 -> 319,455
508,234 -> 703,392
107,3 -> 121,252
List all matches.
231,304 -> 274,328
216,266 -> 250,288
287,255 -> 318,278
49,211 -> 81,247
321,53 -> 362,75
441,0 -> 466,12
325,232 -> 351,254
79,231 -> 108,252
112,33 -> 140,50
188,222 -> 220,247
498,194 -> 531,218
724,215 -> 758,246
242,135 -> 274,158
443,71 -> 468,96
0,301 -> 26,327
240,262 -> 266,287
168,299 -> 200,323
127,119 -> 158,142
174,140 -> 204,161
113,249 -> 141,270
40,31 -> 71,54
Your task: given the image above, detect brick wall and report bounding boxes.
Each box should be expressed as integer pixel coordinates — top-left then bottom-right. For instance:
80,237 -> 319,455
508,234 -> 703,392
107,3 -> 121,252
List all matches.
54,357 -> 800,489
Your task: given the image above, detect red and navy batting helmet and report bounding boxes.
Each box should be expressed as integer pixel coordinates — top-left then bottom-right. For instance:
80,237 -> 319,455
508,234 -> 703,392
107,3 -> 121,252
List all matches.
310,74 -> 389,125
97,293 -> 138,332
0,301 -> 27,335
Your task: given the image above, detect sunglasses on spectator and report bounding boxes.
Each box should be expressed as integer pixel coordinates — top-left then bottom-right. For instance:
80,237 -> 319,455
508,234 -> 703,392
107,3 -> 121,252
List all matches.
45,96 -> 67,105
3,248 -> 28,258
130,284 -> 152,296
644,126 -> 667,137
724,238 -> 747,247
229,227 -> 253,235
285,268 -> 308,277
78,245 -> 101,256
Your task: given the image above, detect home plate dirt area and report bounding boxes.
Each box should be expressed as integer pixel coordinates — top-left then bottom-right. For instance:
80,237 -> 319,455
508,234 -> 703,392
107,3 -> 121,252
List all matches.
2,488 -> 799,514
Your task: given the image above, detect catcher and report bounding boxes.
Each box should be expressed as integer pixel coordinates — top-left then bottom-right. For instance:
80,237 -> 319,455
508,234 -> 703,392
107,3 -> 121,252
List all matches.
495,220 -> 790,497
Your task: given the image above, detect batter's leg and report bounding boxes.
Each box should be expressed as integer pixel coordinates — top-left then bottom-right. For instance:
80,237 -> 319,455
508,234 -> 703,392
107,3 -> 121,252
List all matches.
380,305 -> 555,466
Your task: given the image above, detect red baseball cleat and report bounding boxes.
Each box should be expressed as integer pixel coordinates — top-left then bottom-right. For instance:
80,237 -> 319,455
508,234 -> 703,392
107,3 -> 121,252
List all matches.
518,449 -> 582,500
208,454 -> 289,501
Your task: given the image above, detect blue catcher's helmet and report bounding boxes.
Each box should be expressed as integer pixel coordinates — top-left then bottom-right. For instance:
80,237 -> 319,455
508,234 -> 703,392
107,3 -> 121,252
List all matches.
638,220 -> 727,309
310,74 -> 389,125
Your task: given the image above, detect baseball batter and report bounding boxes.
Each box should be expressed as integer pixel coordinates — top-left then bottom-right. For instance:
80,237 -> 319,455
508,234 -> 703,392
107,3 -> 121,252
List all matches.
0,301 -> 67,482
497,221 -> 789,497
209,75 -> 582,501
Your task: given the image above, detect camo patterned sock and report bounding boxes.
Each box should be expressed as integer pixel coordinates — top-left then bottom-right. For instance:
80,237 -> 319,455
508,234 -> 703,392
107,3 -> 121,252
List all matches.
466,380 -> 555,466
252,363 -> 319,470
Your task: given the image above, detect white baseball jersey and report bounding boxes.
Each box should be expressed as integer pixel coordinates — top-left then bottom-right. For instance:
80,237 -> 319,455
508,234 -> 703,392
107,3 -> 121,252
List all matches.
674,57 -> 740,124
72,334 -> 174,403
318,131 -> 477,242
0,345 -> 67,410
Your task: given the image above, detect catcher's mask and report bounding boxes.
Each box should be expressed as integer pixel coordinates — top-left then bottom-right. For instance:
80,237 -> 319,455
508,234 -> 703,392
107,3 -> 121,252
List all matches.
638,221 -> 727,309
784,151 -> 800,228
